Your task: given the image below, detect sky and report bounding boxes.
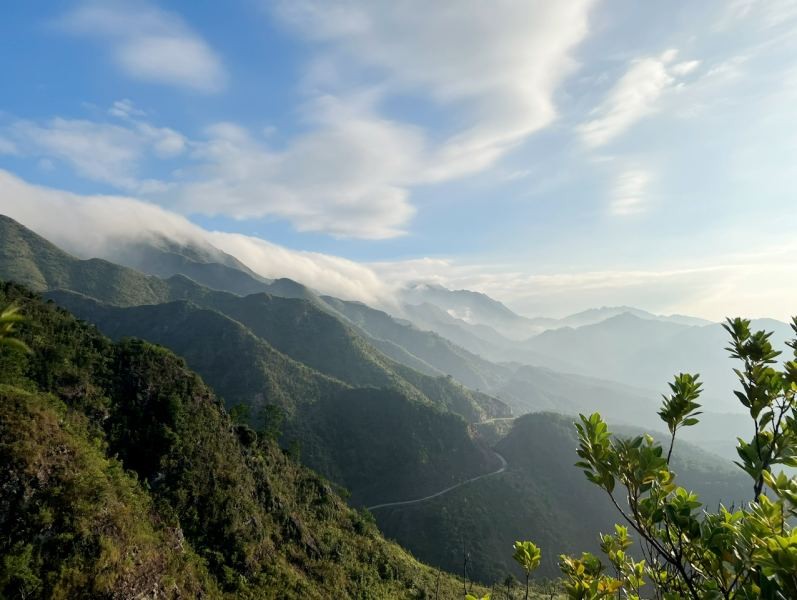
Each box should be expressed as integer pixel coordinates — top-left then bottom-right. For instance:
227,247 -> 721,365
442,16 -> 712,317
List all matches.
0,0 -> 796,320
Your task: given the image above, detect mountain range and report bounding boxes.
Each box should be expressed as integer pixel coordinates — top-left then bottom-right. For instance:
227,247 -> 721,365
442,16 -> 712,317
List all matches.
0,213 -> 771,589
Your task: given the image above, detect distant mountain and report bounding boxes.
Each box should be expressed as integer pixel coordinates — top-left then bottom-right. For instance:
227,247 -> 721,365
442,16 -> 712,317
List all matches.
376,412 -> 750,582
323,295 -> 508,392
320,295 -> 673,430
557,306 -> 712,328
397,284 -> 682,345
0,281 -> 478,598
520,312 -> 793,412
401,301 -> 581,372
400,282 -> 547,340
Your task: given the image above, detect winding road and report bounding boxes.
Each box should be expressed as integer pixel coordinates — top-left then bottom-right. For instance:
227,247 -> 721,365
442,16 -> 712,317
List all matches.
366,451 -> 508,511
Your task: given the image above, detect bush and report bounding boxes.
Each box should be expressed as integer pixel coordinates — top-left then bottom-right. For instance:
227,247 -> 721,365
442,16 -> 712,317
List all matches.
518,317 -> 797,599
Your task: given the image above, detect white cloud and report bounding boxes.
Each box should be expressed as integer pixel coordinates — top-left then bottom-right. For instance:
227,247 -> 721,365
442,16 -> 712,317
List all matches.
578,50 -> 700,148
167,0 -> 593,237
108,99 -> 146,119
10,2 -> 598,240
4,108 -> 185,192
273,1 -> 595,179
610,169 -> 651,216
59,1 -> 226,93
180,103 -> 420,238
0,170 -> 396,305
208,232 -> 395,308
9,118 -> 153,191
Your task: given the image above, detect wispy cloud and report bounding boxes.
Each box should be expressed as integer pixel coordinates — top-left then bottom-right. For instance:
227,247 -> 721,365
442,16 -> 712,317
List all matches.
610,169 -> 651,216
719,0 -> 797,30
28,2 -> 600,239
4,103 -> 185,193
179,102 -> 420,239
58,1 -> 226,93
272,1 -> 595,179
578,50 -> 700,148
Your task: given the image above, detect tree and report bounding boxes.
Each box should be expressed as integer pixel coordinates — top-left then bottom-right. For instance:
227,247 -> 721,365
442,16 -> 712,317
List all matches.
0,305 -> 30,354
538,317 -> 797,599
259,403 -> 285,441
512,540 -> 541,600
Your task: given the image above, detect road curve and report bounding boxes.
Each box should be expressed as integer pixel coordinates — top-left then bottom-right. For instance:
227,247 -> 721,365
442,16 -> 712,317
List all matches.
366,451 -> 508,511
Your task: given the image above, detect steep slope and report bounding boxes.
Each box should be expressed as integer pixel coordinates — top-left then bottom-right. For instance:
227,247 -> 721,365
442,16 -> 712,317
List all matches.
182,291 -> 508,423
0,214 -> 172,306
0,215 -> 508,424
0,281 -> 483,599
47,291 -> 502,506
0,385 -> 219,599
375,412 -> 750,583
108,236 -> 275,297
323,295 -> 507,392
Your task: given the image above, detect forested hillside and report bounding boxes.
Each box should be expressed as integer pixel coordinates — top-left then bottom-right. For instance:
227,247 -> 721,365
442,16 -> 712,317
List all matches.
47,291 -> 502,507
0,281 -> 481,599
375,413 -> 750,583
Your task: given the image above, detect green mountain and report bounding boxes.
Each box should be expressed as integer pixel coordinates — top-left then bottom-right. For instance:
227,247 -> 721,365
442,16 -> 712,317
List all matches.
374,412 -> 751,583
0,281 -> 481,599
0,214 -> 507,423
0,214 -> 175,306
107,235 -> 276,297
322,295 -> 507,392
1,214 -> 679,438
44,291 -> 502,507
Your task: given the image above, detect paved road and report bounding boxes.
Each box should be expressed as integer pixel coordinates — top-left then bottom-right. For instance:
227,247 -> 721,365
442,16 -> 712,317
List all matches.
366,451 -> 508,511
477,416 -> 516,425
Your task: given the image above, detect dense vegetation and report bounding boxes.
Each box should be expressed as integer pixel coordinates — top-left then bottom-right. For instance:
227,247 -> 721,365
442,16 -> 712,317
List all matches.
0,281 -> 483,598
46,291 -> 501,506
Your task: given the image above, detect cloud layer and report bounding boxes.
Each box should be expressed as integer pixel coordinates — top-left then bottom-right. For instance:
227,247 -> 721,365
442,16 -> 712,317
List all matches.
59,1 -> 227,93
0,169 -> 793,322
18,2 -> 599,239
578,50 -> 700,148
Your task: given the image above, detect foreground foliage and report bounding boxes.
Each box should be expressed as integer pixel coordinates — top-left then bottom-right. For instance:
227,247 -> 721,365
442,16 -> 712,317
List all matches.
519,317 -> 797,599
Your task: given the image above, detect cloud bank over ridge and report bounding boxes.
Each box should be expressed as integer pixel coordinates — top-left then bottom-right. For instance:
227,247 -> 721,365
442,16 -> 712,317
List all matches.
1,169 -> 795,322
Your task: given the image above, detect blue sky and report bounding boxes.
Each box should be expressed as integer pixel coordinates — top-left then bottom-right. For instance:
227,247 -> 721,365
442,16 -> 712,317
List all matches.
1,0 -> 796,319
